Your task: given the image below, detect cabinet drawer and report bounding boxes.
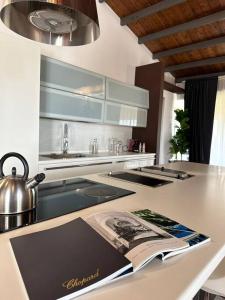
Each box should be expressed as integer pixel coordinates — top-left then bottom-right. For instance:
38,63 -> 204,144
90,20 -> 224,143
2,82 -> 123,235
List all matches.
104,101 -> 147,127
124,159 -> 155,169
41,56 -> 105,99
40,86 -> 104,123
106,78 -> 149,108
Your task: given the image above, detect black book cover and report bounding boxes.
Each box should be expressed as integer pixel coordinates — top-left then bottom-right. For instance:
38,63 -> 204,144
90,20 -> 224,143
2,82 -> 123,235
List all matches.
10,218 -> 131,300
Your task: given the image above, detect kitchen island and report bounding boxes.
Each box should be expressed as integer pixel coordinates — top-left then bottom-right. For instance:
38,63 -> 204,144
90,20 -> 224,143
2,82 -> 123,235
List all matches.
1,162 -> 225,300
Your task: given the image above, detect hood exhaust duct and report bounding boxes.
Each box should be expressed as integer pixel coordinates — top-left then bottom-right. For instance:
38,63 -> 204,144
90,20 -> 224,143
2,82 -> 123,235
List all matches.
0,0 -> 100,46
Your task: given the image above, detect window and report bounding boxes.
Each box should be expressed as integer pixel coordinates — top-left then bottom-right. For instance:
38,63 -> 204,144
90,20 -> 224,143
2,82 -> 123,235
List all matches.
171,94 -> 189,161
172,94 -> 184,136
210,77 -> 225,166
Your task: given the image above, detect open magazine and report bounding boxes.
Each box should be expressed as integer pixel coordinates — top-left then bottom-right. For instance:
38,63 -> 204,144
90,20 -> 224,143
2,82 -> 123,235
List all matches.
132,209 -> 210,260
85,210 -> 209,271
10,210 -> 210,300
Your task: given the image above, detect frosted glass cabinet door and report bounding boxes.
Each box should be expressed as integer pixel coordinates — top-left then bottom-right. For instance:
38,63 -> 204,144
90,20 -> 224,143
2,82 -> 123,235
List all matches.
40,87 -> 104,123
106,78 -> 149,108
104,101 -> 147,127
41,56 -> 105,99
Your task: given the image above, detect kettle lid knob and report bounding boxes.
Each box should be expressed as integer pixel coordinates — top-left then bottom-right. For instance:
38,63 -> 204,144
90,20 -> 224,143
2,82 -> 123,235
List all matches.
12,167 -> 17,176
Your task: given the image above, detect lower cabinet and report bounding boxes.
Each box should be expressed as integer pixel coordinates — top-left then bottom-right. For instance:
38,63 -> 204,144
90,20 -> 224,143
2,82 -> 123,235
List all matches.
104,101 -> 148,127
40,86 -> 104,123
124,158 -> 155,169
39,161 -> 125,182
39,157 -> 155,182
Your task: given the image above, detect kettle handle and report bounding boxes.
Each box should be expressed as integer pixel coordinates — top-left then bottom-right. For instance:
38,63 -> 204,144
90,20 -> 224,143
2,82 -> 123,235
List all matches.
0,152 -> 29,180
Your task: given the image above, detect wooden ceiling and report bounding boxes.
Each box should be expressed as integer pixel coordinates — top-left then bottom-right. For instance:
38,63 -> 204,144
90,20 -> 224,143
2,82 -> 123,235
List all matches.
100,0 -> 225,82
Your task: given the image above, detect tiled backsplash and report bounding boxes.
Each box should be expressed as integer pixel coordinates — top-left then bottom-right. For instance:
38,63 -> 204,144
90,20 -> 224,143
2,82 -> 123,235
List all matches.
39,118 -> 132,154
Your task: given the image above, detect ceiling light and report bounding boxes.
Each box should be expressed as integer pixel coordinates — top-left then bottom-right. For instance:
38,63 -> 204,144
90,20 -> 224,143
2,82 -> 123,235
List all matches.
0,0 -> 100,46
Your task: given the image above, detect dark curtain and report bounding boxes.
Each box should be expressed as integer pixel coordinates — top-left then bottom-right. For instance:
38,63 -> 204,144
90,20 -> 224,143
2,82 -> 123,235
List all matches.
184,77 -> 218,164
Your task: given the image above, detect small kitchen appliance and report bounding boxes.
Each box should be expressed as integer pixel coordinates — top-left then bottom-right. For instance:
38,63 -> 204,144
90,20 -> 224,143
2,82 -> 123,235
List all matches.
0,152 -> 45,214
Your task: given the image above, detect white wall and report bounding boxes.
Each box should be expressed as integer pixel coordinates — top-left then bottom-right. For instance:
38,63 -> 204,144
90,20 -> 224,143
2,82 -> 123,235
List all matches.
164,72 -> 175,84
39,119 -> 132,154
159,90 -> 174,164
0,2 -> 154,85
0,33 -> 40,176
158,73 -> 181,164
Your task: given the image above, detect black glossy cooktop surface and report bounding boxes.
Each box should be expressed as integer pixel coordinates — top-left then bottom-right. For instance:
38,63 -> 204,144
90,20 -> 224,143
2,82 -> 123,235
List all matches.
108,172 -> 172,187
0,178 -> 135,234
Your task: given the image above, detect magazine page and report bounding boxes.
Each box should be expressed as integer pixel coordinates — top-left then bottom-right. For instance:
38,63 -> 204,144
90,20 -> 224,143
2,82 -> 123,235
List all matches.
133,209 -> 210,260
10,218 -> 133,300
85,211 -> 188,271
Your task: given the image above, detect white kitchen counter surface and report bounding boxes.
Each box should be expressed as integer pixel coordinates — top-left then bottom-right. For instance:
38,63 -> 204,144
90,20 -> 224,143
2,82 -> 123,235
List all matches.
1,162 -> 225,300
39,152 -> 155,165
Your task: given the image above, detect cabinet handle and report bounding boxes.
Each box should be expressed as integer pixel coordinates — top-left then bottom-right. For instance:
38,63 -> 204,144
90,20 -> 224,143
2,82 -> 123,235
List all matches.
44,161 -> 113,171
116,159 -> 150,163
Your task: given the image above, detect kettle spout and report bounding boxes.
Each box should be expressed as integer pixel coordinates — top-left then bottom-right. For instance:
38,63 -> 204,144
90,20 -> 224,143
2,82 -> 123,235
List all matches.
26,173 -> 45,189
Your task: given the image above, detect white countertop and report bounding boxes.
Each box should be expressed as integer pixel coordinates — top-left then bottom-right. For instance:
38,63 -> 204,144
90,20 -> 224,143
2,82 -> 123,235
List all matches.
39,152 -> 155,165
1,162 -> 225,300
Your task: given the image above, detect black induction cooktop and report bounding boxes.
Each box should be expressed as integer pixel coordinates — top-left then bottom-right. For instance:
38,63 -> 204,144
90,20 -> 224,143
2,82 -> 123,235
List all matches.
0,178 -> 135,234
108,172 -> 172,187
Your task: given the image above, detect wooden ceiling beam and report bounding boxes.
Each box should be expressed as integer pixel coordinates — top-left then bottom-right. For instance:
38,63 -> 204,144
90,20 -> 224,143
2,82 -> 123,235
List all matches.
176,70 -> 225,83
139,10 -> 225,44
165,55 -> 225,72
164,81 -> 184,94
153,36 -> 225,59
120,0 -> 186,26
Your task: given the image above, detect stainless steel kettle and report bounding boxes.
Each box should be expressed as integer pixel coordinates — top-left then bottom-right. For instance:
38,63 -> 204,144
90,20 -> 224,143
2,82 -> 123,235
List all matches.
0,152 -> 45,214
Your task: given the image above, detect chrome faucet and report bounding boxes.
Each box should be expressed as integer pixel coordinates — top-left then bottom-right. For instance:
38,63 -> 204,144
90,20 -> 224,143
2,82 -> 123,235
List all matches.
62,123 -> 69,154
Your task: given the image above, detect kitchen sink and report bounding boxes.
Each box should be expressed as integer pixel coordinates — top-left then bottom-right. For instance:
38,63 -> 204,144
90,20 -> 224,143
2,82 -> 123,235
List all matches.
41,153 -> 89,159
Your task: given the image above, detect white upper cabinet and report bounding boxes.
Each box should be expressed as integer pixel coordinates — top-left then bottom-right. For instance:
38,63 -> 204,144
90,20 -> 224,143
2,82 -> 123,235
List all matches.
40,87 -> 104,123
104,101 -> 147,128
40,56 -> 149,128
40,56 -> 105,99
106,78 -> 149,109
